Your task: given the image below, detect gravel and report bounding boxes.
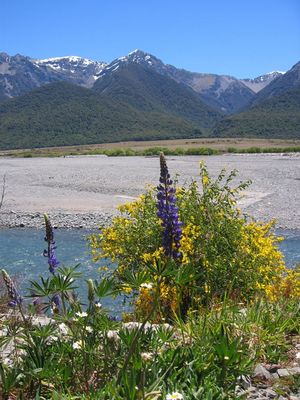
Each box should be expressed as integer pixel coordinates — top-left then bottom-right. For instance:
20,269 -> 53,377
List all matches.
0,153 -> 299,229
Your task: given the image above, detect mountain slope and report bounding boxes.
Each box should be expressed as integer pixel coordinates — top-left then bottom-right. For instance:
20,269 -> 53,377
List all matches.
97,50 -> 256,114
93,62 -> 221,129
0,49 -> 293,115
240,71 -> 285,93
250,62 -> 300,106
213,87 -> 300,139
0,82 -> 205,150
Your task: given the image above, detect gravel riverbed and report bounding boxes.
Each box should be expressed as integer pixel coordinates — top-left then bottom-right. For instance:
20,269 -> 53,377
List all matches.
0,153 -> 299,230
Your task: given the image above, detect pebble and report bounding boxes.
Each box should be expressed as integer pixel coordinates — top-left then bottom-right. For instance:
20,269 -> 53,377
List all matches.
0,210 -> 116,230
253,364 -> 272,380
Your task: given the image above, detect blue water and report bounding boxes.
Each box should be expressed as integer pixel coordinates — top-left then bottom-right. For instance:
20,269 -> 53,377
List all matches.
0,228 -> 129,315
0,228 -> 299,314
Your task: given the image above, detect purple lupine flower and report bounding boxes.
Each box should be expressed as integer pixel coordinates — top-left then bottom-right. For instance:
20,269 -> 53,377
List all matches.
1,269 -> 23,307
43,214 -> 60,274
156,153 -> 182,259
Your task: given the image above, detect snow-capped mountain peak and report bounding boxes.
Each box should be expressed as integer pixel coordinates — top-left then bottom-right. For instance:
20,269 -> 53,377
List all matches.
97,49 -> 166,79
34,55 -> 106,70
31,56 -> 107,86
240,71 -> 286,93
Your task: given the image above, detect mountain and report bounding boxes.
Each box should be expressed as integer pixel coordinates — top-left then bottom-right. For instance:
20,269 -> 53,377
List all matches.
0,49 -> 299,147
249,61 -> 300,106
213,61 -> 300,139
0,52 -> 106,102
93,61 -> 221,129
213,87 -> 300,139
240,71 -> 285,93
0,49 -> 292,115
0,81 -> 208,150
96,49 -> 256,114
33,56 -> 106,87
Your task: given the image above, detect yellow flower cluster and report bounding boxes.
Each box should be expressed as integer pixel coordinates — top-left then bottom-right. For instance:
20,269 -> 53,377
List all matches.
264,266 -> 300,301
135,280 -> 179,321
240,221 -> 286,295
180,223 -> 201,264
135,286 -> 154,317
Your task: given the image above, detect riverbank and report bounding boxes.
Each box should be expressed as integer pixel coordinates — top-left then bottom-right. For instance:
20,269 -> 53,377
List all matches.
0,153 -> 299,229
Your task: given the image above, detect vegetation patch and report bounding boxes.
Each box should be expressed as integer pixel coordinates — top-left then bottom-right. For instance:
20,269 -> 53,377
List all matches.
0,156 -> 299,399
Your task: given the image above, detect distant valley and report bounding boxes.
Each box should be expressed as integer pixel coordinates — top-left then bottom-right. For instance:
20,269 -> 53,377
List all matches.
0,49 -> 299,150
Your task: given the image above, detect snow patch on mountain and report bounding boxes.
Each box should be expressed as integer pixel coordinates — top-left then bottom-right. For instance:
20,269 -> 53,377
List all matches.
241,71 -> 285,93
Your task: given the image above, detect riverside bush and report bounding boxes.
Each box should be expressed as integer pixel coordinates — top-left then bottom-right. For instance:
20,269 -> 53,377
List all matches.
89,156 -> 296,320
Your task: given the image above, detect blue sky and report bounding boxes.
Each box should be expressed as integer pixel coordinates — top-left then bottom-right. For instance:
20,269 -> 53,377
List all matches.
1,0 -> 299,78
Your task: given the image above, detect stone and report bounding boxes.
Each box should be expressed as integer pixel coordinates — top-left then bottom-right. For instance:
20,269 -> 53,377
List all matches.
265,388 -> 277,398
265,364 -> 281,373
277,368 -> 290,378
253,364 -> 272,380
288,367 -> 300,376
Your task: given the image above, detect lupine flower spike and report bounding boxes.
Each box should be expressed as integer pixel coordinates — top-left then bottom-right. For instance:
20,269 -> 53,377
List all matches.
43,213 -> 60,274
1,269 -> 23,307
156,153 -> 182,259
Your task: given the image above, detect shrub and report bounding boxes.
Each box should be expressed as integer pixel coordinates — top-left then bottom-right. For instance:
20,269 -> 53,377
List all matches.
89,156 -> 295,321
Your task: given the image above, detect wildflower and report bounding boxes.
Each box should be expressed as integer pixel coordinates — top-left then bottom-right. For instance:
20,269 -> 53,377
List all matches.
156,153 -> 182,259
3,357 -> 13,367
95,302 -> 102,309
86,326 -> 93,333
1,269 -> 23,307
48,335 -> 59,343
141,352 -> 154,362
224,356 -> 229,361
140,282 -> 153,290
75,311 -> 88,318
58,323 -> 68,335
43,214 -> 60,274
122,286 -> 133,294
72,340 -> 83,349
107,330 -> 120,341
166,392 -> 184,399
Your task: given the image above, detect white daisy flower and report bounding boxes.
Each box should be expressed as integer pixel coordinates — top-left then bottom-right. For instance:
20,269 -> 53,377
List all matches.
75,311 -> 88,318
141,352 -> 154,362
140,282 -> 153,290
166,392 -> 184,399
72,340 -> 82,349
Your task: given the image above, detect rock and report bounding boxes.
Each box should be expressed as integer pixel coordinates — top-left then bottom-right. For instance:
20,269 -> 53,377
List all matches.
264,364 -> 281,373
288,367 -> 300,376
277,369 -> 291,378
19,223 -> 25,227
253,364 -> 272,380
265,388 -> 277,398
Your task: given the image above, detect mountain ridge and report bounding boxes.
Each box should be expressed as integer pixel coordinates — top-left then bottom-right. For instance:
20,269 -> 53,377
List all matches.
0,49 -> 286,113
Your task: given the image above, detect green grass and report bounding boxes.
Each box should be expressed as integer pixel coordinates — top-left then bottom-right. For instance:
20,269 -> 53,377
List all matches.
3,145 -> 300,158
